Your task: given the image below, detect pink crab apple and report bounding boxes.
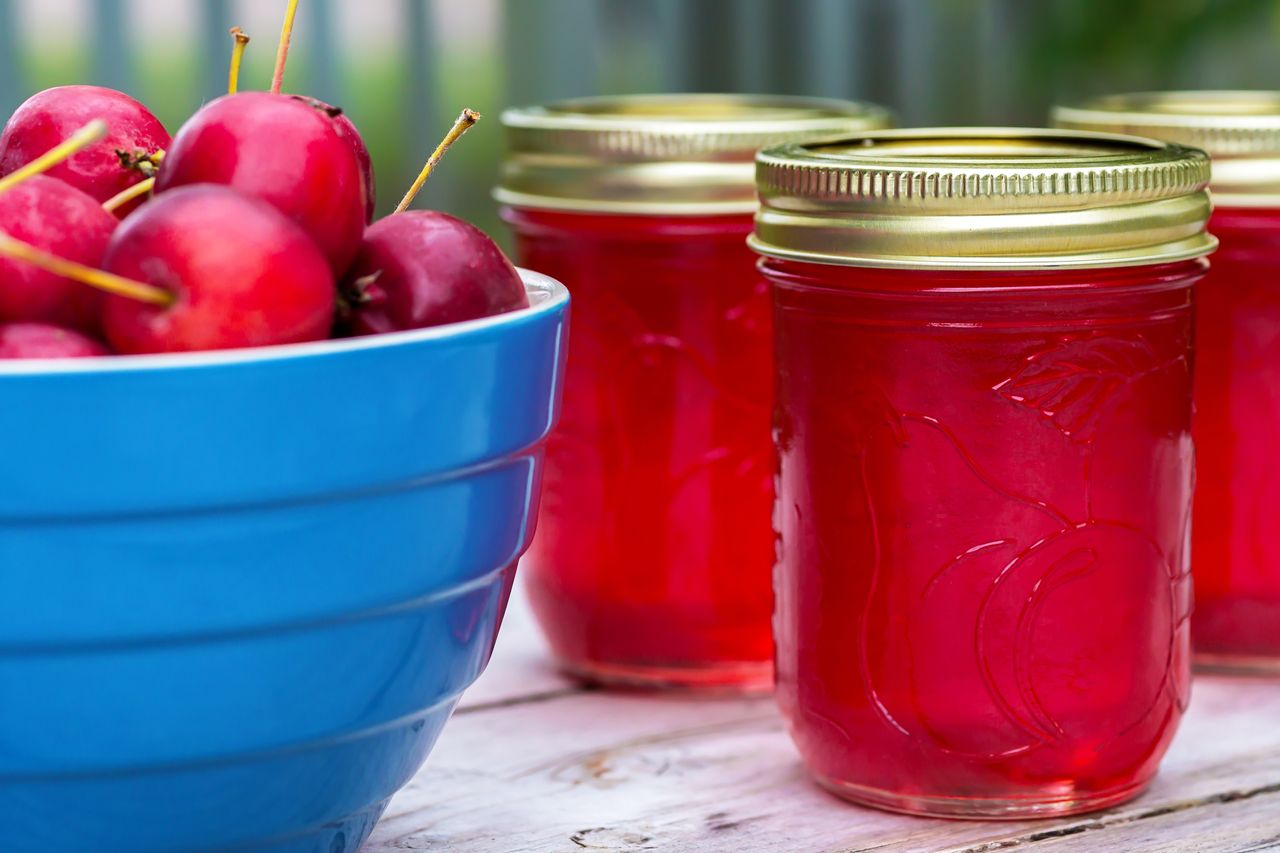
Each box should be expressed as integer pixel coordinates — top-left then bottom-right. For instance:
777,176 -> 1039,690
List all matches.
0,175 -> 117,333
340,108 -> 524,335
341,211 -> 529,336
0,323 -> 108,359
0,86 -> 169,208
101,185 -> 336,354
315,100 -> 376,223
335,110 -> 376,222
154,92 -> 367,274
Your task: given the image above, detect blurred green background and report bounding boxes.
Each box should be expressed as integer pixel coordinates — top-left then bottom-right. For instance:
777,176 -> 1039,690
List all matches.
2,0 -> 1278,243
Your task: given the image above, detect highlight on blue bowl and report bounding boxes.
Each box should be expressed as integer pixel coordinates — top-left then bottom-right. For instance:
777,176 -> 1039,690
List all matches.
0,270 -> 569,853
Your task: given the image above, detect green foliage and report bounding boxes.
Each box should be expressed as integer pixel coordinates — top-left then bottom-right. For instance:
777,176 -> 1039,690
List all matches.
1023,0 -> 1280,95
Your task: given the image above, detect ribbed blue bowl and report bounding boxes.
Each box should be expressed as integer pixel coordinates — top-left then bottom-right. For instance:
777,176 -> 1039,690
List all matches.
0,271 -> 569,853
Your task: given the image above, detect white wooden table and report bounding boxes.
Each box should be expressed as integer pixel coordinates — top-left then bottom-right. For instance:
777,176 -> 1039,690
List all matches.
368,580 -> 1280,852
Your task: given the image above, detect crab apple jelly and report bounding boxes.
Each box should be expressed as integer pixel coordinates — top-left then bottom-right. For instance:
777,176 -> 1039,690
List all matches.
498,95 -> 891,690
753,130 -> 1215,818
1056,92 -> 1280,674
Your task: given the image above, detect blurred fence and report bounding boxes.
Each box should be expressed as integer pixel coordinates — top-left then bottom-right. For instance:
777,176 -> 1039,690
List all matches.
1,0 -> 1279,234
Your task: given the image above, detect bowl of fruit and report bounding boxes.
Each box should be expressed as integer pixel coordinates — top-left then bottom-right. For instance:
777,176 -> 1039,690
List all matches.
0,8 -> 568,853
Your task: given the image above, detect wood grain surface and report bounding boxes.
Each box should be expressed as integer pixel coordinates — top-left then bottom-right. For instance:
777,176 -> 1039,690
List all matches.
368,580 -> 1280,853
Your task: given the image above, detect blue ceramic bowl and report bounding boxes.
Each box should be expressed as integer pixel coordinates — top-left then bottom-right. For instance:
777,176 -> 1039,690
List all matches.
0,271 -> 569,853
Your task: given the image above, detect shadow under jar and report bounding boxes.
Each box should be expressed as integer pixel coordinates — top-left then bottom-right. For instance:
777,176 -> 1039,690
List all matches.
753,130 -> 1216,818
1056,92 -> 1280,675
497,95 -> 891,691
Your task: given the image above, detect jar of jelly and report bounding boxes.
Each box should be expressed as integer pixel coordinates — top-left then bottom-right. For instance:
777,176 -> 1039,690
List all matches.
753,130 -> 1215,817
498,95 -> 892,690
1057,93 -> 1280,675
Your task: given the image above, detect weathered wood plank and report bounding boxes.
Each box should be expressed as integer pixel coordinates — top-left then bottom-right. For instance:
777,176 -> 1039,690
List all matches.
941,789 -> 1280,853
370,584 -> 1280,852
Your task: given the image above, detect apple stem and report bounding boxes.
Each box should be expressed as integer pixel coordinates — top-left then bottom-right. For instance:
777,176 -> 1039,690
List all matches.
395,108 -> 481,214
228,27 -> 251,95
0,231 -> 173,307
271,0 -> 301,96
0,120 -> 107,195
103,177 -> 157,213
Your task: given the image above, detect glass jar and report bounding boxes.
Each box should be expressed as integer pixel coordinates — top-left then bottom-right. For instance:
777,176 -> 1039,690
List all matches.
498,95 -> 892,690
753,130 -> 1215,817
1056,92 -> 1280,675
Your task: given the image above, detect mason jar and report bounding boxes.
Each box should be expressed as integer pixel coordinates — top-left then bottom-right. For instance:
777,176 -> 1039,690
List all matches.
497,95 -> 891,690
754,129 -> 1215,817
1057,92 -> 1280,675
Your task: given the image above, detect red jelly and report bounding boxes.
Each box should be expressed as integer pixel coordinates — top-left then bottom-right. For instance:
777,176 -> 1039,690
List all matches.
1194,207 -> 1280,669
1056,92 -> 1280,674
753,131 -> 1215,817
498,95 -> 891,689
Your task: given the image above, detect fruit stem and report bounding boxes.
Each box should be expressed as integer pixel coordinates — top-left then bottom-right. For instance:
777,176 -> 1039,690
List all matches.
228,27 -> 251,95
395,108 -> 481,214
117,148 -> 165,178
103,177 -> 156,213
0,231 -> 173,307
0,120 -> 107,195
271,0 -> 301,95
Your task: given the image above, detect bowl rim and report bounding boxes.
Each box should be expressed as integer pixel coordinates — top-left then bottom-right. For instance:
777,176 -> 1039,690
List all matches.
0,268 -> 569,376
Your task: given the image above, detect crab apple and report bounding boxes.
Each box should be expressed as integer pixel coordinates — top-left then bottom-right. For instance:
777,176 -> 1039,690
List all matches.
341,211 -> 528,336
101,185 -> 336,354
0,323 -> 109,359
155,92 -> 366,274
0,86 -> 169,207
0,175 -> 116,333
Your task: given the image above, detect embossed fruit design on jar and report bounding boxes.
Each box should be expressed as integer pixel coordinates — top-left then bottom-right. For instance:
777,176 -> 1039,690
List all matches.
754,130 -> 1215,817
1056,92 -> 1280,675
498,95 -> 892,690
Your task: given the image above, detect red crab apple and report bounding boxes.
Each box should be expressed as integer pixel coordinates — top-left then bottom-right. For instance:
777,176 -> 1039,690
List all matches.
284,96 -> 376,223
271,3 -> 374,220
154,92 -> 367,274
0,175 -> 116,333
341,211 -> 528,336
0,323 -> 108,359
327,104 -> 375,222
0,86 -> 169,207
337,111 -> 375,222
340,108 -> 525,335
101,185 -> 336,354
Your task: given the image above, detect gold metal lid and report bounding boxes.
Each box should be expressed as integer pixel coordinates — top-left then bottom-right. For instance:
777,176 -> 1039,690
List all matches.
1053,92 -> 1280,208
496,94 -> 893,215
749,128 -> 1216,270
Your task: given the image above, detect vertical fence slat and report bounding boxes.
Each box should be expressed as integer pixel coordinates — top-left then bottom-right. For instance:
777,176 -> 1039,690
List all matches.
0,1 -> 23,116
404,0 -> 439,199
977,0 -> 1012,123
500,0 -> 541,106
502,0 -> 600,104
597,0 -> 663,94
310,0 -> 341,106
734,0 -> 770,93
858,0 -> 901,119
654,0 -> 696,92
683,0 -> 741,92
91,0 -> 133,94
892,0 -> 933,126
803,0 -> 863,100
199,0 -> 233,101
764,0 -> 805,94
